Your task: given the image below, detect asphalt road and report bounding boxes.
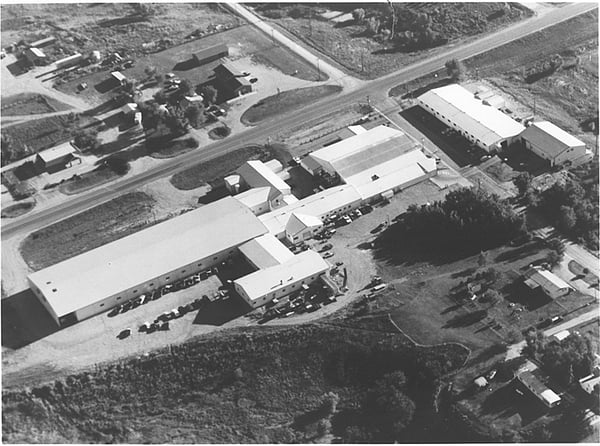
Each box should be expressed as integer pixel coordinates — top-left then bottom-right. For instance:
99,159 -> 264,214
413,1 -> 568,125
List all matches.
2,2 -> 596,239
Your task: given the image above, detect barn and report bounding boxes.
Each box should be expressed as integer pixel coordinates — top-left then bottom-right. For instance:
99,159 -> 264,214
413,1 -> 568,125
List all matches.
520,121 -> 587,167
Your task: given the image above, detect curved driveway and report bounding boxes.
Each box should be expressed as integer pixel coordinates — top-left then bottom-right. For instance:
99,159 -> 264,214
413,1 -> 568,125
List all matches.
2,2 -> 596,239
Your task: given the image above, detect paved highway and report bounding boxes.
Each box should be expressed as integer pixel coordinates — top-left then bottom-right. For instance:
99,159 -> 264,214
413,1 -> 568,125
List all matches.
2,2 -> 596,239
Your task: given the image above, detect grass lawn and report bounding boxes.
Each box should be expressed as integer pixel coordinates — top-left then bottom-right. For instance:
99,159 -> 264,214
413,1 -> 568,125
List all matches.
147,136 -> 199,159
169,144 -> 282,191
58,164 -> 129,195
0,201 -> 35,218
208,125 -> 231,140
241,85 -> 342,125
568,260 -> 599,287
1,93 -> 72,117
20,191 -> 155,271
371,237 -> 575,352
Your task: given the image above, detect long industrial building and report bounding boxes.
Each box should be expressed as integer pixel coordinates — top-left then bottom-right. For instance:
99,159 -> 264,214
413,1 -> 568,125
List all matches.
418,84 -> 525,152
29,198 -> 269,326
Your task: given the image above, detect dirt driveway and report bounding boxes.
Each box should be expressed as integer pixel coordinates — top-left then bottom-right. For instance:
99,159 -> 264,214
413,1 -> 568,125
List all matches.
1,54 -> 91,111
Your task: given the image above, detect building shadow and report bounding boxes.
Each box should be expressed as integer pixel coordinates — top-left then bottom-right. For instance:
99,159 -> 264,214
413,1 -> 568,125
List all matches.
6,60 -> 28,76
95,77 -> 120,94
191,294 -> 250,326
197,184 -> 230,205
173,58 -> 199,71
1,289 -> 59,349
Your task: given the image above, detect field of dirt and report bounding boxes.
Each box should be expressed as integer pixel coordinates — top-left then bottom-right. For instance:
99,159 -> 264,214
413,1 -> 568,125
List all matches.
252,3 -> 531,79
0,3 -> 240,61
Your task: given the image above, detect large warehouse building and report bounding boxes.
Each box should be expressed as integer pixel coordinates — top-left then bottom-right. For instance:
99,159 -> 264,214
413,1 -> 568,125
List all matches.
418,84 -> 525,152
306,125 -> 437,200
520,121 -> 587,167
29,198 -> 269,326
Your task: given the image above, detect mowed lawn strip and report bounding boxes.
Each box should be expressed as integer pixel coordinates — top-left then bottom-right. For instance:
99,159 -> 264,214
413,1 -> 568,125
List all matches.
20,192 -> 156,271
1,93 -> 72,117
241,85 -> 343,126
1,201 -> 36,219
170,144 -> 282,190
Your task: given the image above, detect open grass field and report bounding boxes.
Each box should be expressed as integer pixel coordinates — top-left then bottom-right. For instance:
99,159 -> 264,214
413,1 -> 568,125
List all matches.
0,201 -> 35,218
19,191 -> 155,271
254,3 -> 530,80
170,144 -> 284,191
1,322 -> 471,443
371,232 -> 585,351
58,164 -> 130,195
1,93 -> 72,117
241,85 -> 342,125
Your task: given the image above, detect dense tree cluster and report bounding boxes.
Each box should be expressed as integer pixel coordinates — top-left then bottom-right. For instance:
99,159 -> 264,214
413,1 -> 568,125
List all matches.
73,128 -> 100,151
343,371 -> 416,443
388,187 -> 526,258
524,329 -> 596,387
537,177 -> 599,250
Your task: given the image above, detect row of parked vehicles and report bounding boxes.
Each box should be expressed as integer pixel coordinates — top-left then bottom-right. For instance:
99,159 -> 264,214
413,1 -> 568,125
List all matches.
109,269 -> 218,318
260,283 -> 337,323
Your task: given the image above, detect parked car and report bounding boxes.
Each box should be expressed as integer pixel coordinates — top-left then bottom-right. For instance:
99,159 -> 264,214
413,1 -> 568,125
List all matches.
117,328 -> 131,339
139,322 -> 151,332
320,243 -> 333,252
249,77 -> 258,83
323,251 -> 334,259
107,306 -> 121,317
165,72 -> 175,79
160,321 -> 170,331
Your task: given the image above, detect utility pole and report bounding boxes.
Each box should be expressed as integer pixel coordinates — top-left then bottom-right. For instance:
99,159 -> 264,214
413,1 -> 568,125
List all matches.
361,50 -> 365,73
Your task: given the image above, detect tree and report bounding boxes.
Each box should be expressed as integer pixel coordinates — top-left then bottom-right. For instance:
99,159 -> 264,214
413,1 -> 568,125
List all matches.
546,250 -> 563,268
144,66 -> 157,79
1,133 -> 15,166
73,128 -> 99,151
320,392 -> 339,416
121,78 -> 138,96
316,418 -> 332,437
481,289 -> 501,305
365,17 -> 380,36
478,251 -> 489,268
514,171 -> 533,196
103,156 -> 129,175
201,85 -> 218,105
445,58 -> 466,81
178,79 -> 193,97
184,104 -> 204,128
164,114 -> 188,136
558,205 -> 577,232
352,8 -> 365,24
547,237 -> 566,264
153,90 -> 167,104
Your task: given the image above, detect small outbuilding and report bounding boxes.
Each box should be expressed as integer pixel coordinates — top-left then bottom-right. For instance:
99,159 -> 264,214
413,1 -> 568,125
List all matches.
35,142 -> 76,171
24,47 -> 47,65
29,36 -> 56,48
181,94 -> 204,109
474,377 -> 488,388
55,53 -> 83,69
192,43 -> 229,66
111,71 -> 127,85
520,121 -> 587,167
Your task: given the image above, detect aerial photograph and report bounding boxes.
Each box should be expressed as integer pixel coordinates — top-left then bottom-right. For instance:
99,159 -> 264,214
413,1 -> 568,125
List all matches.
0,0 -> 598,443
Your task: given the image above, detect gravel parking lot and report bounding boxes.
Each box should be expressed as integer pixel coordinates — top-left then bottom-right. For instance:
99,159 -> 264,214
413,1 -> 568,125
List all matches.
2,274 -> 256,388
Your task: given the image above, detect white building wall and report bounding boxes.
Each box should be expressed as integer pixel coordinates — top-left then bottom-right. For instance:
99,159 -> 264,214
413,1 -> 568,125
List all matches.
235,272 -> 324,309
39,246 -> 239,326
